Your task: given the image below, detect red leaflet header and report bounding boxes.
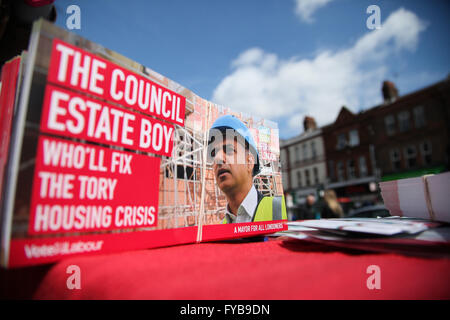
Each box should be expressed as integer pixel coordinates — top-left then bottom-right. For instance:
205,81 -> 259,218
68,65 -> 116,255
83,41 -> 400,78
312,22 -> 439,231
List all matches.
47,39 -> 185,126
41,85 -> 175,157
29,136 -> 161,235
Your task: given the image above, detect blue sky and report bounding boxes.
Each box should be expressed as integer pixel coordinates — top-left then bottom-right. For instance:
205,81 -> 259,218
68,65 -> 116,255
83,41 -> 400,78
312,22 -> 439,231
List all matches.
54,0 -> 450,139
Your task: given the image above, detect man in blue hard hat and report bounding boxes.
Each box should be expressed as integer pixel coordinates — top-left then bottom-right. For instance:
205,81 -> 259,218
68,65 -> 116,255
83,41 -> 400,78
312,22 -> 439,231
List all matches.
207,115 -> 287,224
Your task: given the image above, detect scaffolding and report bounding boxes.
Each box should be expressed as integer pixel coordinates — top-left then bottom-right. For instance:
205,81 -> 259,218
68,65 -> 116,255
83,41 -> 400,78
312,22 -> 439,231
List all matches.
156,95 -> 285,229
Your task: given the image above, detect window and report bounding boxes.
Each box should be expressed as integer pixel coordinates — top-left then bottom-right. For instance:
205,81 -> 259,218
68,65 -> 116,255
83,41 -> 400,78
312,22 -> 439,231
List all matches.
296,171 -> 302,188
303,144 -> 308,160
305,169 -> 311,186
311,141 -> 317,160
420,141 -> 432,166
384,115 -> 396,136
337,161 -> 345,181
413,106 -> 426,128
347,159 -> 356,179
348,130 -> 360,147
295,146 -> 300,163
337,133 -> 347,150
398,111 -> 410,132
359,156 -> 368,177
390,149 -> 401,171
367,124 -> 375,136
404,145 -> 417,168
280,149 -> 287,168
328,160 -> 335,181
313,167 -> 319,184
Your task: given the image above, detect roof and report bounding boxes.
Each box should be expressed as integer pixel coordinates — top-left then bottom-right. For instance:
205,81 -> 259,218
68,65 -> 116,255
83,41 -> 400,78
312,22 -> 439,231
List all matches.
280,128 -> 322,148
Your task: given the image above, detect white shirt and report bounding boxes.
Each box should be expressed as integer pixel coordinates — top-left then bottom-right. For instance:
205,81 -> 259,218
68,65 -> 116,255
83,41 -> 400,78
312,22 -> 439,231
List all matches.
224,185 -> 258,223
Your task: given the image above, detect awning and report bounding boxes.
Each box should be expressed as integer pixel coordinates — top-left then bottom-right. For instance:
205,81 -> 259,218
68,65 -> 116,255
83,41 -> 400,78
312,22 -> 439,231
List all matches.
327,176 -> 377,189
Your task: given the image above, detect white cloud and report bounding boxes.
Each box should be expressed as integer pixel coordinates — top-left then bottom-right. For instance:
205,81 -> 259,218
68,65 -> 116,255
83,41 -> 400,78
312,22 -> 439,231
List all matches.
212,8 -> 426,137
294,0 -> 334,23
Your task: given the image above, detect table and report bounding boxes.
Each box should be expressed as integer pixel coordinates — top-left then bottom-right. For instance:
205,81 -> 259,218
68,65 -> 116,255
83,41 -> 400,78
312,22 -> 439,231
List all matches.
23,238 -> 450,299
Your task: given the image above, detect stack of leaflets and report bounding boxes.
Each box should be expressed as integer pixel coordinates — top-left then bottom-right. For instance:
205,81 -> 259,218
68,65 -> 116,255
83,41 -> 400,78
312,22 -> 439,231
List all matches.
380,172 -> 450,223
279,218 -> 450,258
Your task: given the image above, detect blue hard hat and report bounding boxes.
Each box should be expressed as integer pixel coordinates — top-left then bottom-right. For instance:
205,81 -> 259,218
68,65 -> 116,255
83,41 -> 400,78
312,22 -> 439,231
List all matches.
208,115 -> 260,176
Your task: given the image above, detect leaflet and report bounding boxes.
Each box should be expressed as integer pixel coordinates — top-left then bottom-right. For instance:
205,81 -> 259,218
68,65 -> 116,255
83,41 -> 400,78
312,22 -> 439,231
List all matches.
0,20 -> 287,268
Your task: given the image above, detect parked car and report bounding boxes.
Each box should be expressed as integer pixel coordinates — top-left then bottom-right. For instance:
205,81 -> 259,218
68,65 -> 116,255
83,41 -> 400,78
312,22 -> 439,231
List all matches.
347,205 -> 391,218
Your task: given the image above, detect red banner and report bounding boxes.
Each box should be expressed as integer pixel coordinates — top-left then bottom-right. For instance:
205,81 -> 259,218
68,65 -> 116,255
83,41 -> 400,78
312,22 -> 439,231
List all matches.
40,84 -> 175,157
47,39 -> 185,127
202,220 -> 287,242
9,220 -> 286,267
0,56 -> 21,203
9,226 -> 198,268
28,136 -> 161,234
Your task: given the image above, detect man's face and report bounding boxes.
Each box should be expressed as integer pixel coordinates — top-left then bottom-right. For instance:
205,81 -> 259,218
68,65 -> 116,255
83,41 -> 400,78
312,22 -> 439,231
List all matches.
306,195 -> 315,206
211,136 -> 254,194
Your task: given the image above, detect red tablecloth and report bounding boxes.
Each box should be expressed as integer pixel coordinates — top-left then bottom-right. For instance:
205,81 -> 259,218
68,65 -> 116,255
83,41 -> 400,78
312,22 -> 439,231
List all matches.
31,239 -> 450,299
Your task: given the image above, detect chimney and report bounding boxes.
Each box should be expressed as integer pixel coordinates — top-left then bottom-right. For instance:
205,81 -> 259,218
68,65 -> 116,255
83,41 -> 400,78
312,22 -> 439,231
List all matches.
382,80 -> 399,103
303,116 -> 317,131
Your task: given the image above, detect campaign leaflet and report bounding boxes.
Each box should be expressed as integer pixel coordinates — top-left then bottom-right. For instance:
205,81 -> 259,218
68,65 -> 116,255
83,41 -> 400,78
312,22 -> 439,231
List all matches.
1,20 -> 286,268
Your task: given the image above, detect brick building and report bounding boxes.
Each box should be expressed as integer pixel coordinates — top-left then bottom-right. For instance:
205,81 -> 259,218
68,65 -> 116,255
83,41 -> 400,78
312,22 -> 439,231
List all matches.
322,77 -> 450,205
370,78 -> 450,181
321,106 -> 379,203
280,76 -> 450,215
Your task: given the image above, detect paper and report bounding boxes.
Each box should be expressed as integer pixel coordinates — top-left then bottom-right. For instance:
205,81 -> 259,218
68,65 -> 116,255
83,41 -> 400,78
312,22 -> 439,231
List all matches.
427,172 -> 450,222
282,218 -> 450,258
380,172 -> 450,223
292,218 -> 429,236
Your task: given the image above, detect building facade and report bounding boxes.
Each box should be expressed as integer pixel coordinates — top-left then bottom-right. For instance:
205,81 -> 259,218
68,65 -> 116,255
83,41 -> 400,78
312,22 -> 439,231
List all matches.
321,78 -> 450,205
280,77 -> 450,216
321,107 -> 380,204
280,117 -> 327,217
370,79 -> 450,181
